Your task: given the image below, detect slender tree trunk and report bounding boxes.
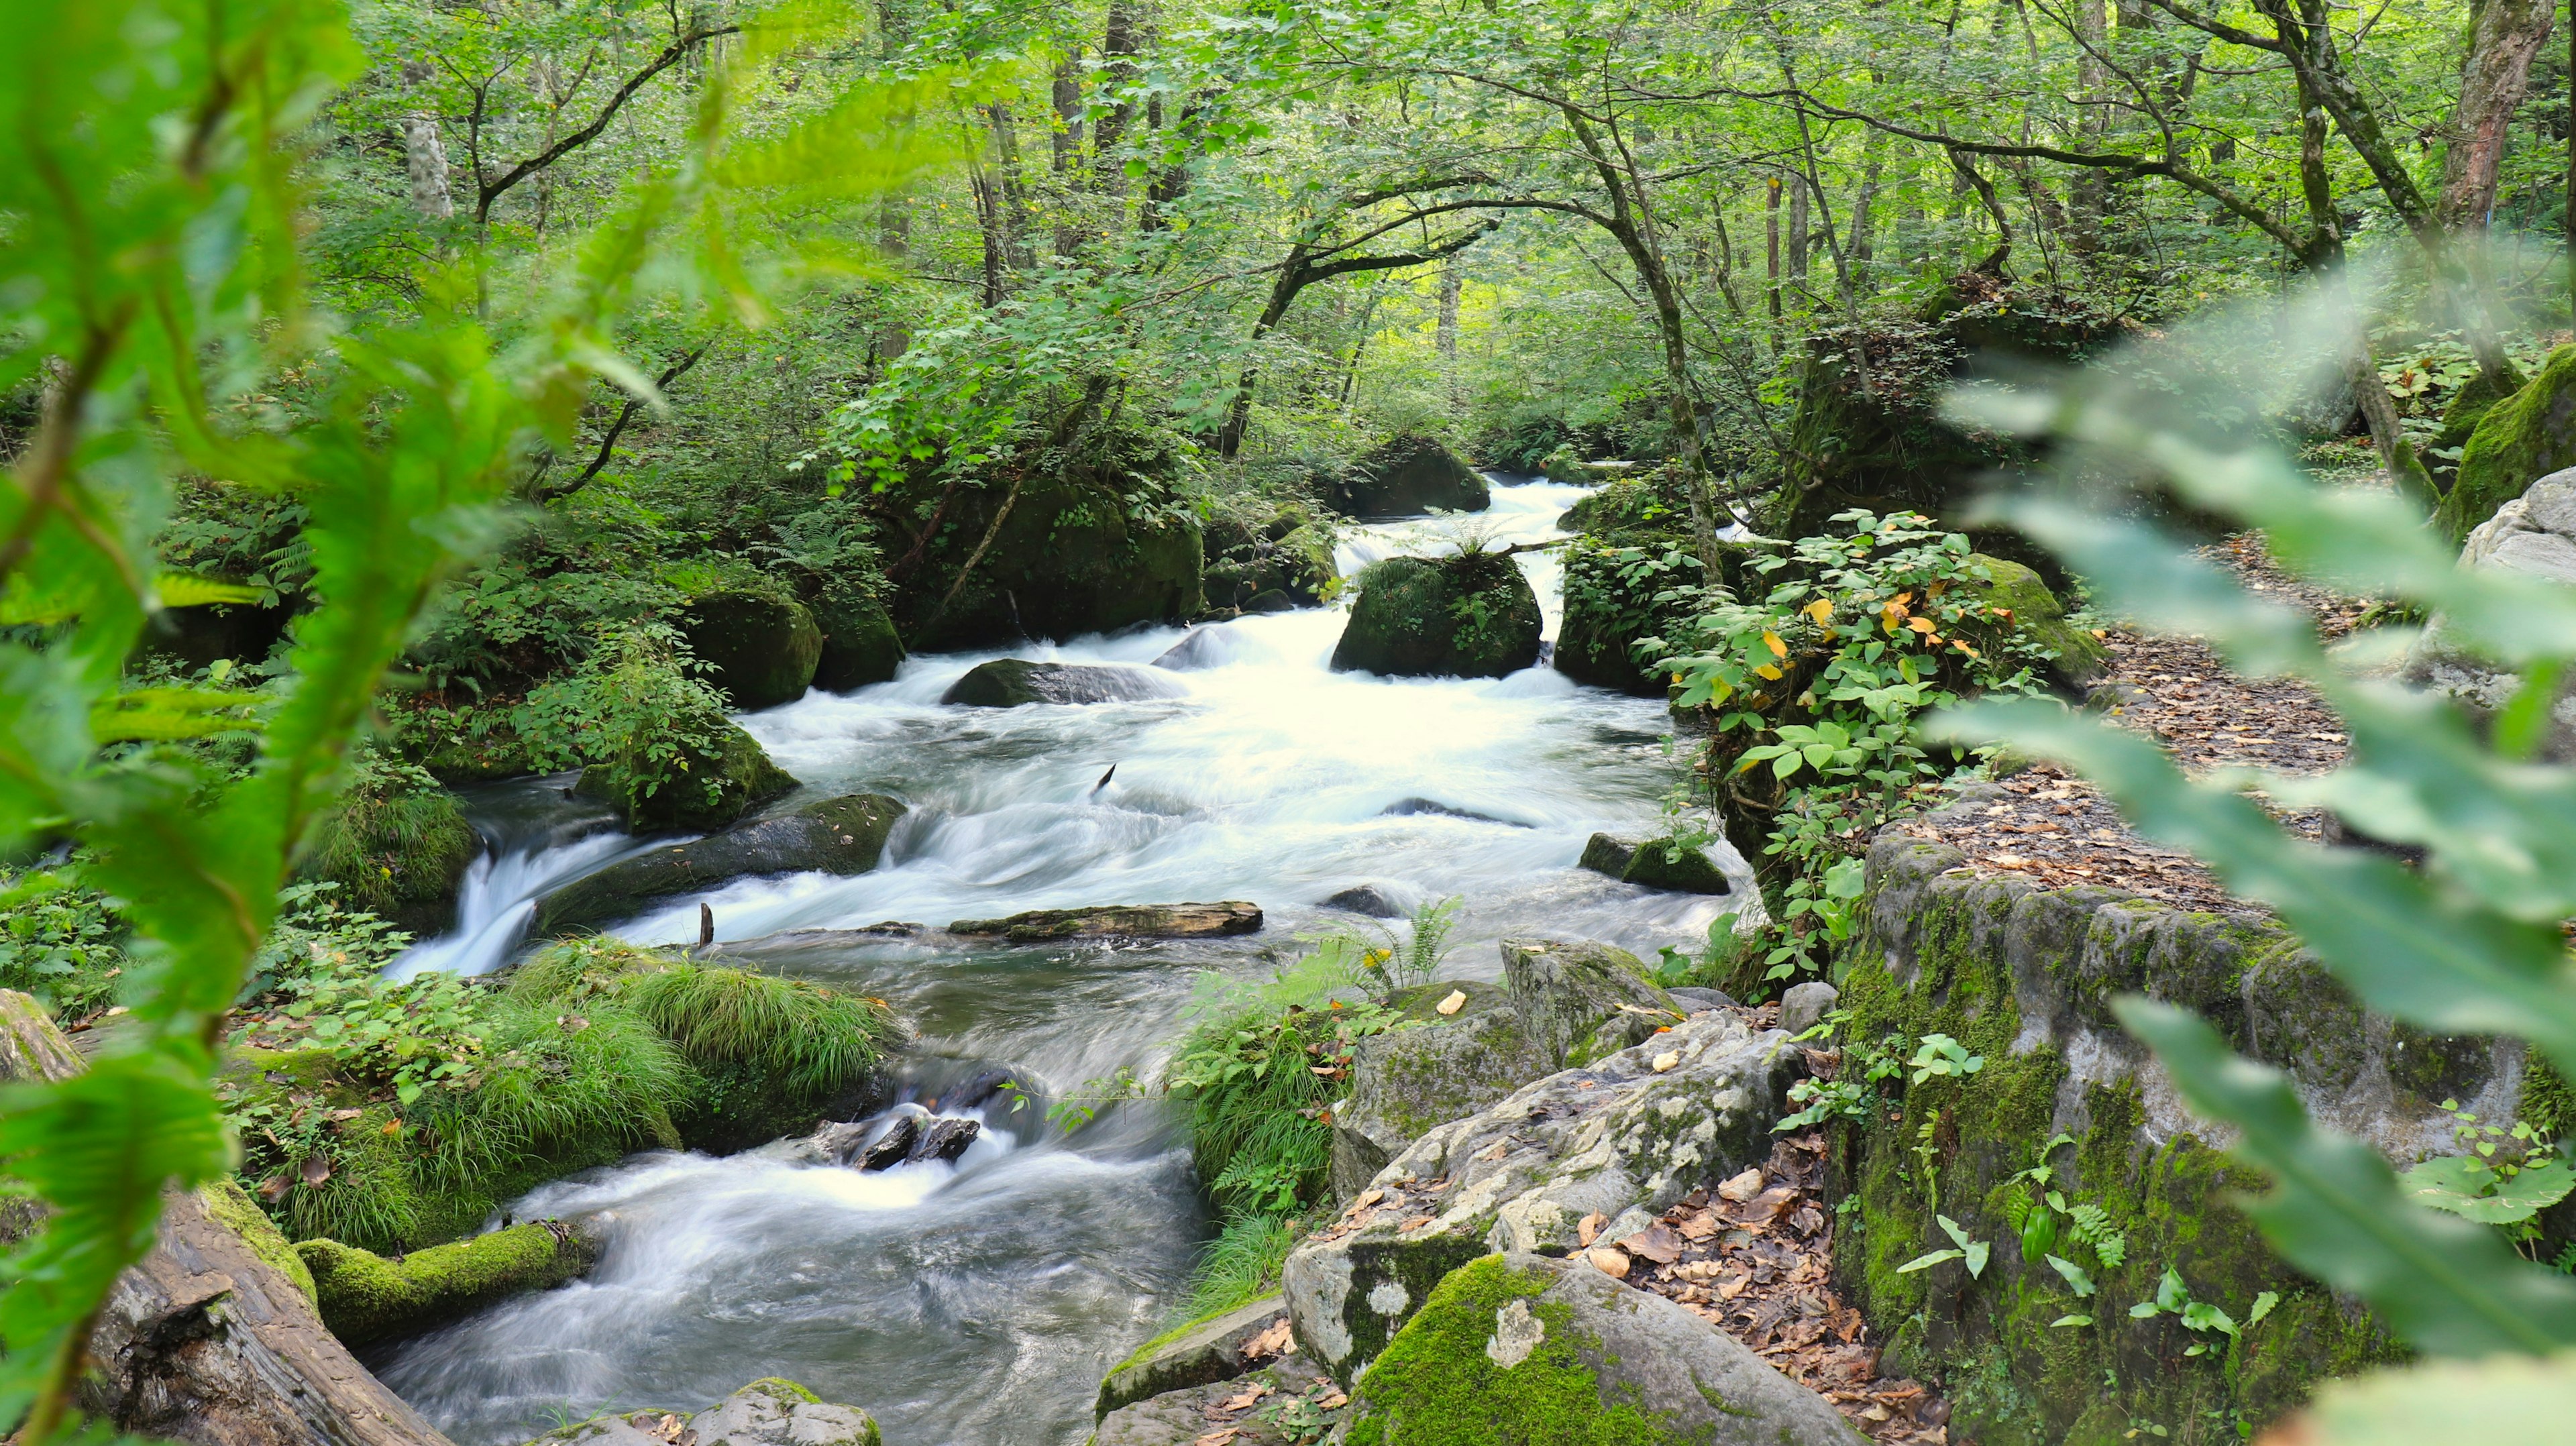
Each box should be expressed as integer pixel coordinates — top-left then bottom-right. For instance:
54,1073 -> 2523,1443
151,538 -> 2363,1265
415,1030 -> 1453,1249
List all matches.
985,105 -> 1039,273
1437,260 -> 1463,410
2440,0 -> 2555,232
1052,52 -> 1085,256
2296,88 -> 2421,500
2069,0 -> 2110,256
1092,1 -> 1146,199
1786,176 -> 1811,290
399,62 -> 455,223
1765,176 -> 1784,349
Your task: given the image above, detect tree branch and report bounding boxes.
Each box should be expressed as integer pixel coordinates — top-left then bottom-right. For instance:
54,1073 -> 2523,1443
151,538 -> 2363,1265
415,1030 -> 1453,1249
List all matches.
535,345 -> 706,502
476,25 -> 738,224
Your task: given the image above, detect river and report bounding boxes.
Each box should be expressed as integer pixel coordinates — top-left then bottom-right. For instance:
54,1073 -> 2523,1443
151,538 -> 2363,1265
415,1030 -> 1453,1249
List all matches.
370,476 -> 1743,1446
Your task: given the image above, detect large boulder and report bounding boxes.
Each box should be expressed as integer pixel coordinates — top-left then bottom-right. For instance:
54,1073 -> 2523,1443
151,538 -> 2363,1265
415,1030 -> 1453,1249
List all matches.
1281,1007 -> 1796,1384
1501,936 -> 1681,1068
297,1219 -> 601,1346
523,1378 -> 878,1446
1203,499 -> 1339,608
940,659 -> 1185,706
810,592 -> 905,690
1328,981 -> 1554,1203
533,793 -> 907,937
1577,834 -> 1732,895
574,720 -> 797,833
2440,345 -> 2576,542
1330,435 -> 1491,518
898,468 -> 1207,651
1344,1253 -> 1865,1446
1961,552 -> 2108,688
1092,1353 -> 1339,1446
947,901 -> 1261,942
2410,469 -> 2576,762
1331,553 -> 1542,679
680,588 -> 824,711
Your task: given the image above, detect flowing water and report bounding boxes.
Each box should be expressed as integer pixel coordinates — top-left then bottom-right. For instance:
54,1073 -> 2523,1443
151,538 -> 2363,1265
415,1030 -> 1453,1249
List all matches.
374,476 -> 1744,1446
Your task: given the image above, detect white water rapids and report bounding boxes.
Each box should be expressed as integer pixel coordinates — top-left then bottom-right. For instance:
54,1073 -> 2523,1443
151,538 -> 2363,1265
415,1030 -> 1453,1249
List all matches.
372,477 -> 1746,1445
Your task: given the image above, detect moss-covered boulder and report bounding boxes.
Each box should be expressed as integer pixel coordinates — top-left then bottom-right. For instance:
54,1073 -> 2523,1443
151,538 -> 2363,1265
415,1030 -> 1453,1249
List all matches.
533,793 -> 907,938
1821,814 -> 2459,1445
1331,553 -> 1542,679
297,1220 -> 601,1345
2427,359 -> 2532,488
1554,468 -> 1691,543
940,658 -> 1185,706
2439,345 -> 2576,543
899,467 -> 1208,651
1282,1008 -> 1794,1384
1961,553 -> 2108,688
1501,936 -> 1680,1069
1204,498 -> 1340,608
1344,1254 -> 1864,1446
1577,834 -> 1732,895
1329,981 -> 1554,1202
679,588 -> 823,711
575,720 -> 797,832
296,759 -> 478,936
810,592 -> 905,691
1329,435 -> 1491,518
1554,533 -> 1727,696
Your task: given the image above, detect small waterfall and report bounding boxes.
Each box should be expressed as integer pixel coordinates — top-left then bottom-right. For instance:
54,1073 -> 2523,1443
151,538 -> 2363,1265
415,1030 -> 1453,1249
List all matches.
384,776 -> 644,981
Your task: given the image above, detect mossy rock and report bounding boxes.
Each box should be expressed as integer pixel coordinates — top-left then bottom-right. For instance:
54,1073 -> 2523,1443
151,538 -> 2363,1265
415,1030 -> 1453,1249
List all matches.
1095,1294 -> 1289,1419
900,467 -> 1208,649
1963,553 -> 2107,688
533,793 -> 907,938
1204,498 -> 1340,608
940,659 -> 1185,706
1579,834 -> 1732,895
1332,553 -> 1542,679
2439,345 -> 2576,543
810,592 -> 905,691
295,769 -> 478,936
1330,981 -> 1554,1201
680,588 -> 824,712
297,1221 -> 600,1345
1330,435 -> 1491,518
2428,359 -> 2532,481
575,720 -> 798,832
1344,1253 -> 1863,1445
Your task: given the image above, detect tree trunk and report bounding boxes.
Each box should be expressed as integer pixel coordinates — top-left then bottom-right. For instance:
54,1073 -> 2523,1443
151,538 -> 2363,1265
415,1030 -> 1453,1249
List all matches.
0,993 -> 453,1446
1053,52 -> 1085,256
2068,0 -> 2110,256
2439,0 -> 2555,233
398,63 -> 454,223
1091,1 -> 1147,199
1786,176 -> 1811,290
1436,260 -> 1463,408
1765,176 -> 1784,349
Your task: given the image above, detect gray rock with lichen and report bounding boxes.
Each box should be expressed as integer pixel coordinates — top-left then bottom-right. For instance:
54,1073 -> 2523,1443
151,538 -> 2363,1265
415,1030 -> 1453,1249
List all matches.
1328,981 -> 1553,1203
1345,1253 -> 1864,1445
521,1379 -> 877,1446
1500,936 -> 1682,1068
1282,1008 -> 1794,1385
2408,468 -> 2576,762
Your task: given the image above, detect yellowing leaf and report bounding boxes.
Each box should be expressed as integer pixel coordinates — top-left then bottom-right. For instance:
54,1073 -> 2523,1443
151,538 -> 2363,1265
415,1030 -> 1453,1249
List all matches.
1753,663 -> 1784,681
1802,598 -> 1833,623
153,573 -> 264,609
1908,616 -> 1937,634
1762,630 -> 1788,659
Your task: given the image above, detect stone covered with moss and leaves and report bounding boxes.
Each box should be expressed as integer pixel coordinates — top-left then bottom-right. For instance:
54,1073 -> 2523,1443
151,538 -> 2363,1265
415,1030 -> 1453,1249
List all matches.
1283,1007 -> 1794,1384
298,1218 -> 600,1344
1344,1253 -> 1864,1445
1094,1294 -> 1291,1418
575,719 -> 798,833
1329,434 -> 1491,518
2438,345 -> 2576,543
294,752 -> 478,937
1204,496 -> 1340,609
1961,553 -> 2107,689
679,584 -> 824,711
1328,981 -> 1553,1202
809,590 -> 906,691
525,1377 -> 879,1446
1331,553 -> 1542,678
1820,820 -> 2482,1445
1577,833 -> 1734,895
1499,936 -> 1681,1068
533,792 -> 907,937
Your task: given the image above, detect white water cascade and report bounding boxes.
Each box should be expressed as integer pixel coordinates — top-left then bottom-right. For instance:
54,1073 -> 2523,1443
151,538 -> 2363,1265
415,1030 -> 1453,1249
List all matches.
371,476 -> 1748,1446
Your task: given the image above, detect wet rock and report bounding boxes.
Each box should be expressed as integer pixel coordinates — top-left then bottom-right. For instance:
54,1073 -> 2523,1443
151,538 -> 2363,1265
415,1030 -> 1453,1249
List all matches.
698,922 -> 926,956
905,1116 -> 981,1164
1244,589 -> 1295,613
851,1108 -> 924,1170
574,721 -> 798,833
1330,553 -> 1541,679
1668,986 -> 1737,1013
898,478 -> 1205,651
1203,499 -> 1340,609
811,593 -> 906,691
1092,1354 -> 1334,1446
940,1068 -> 1022,1112
1094,1294 -> 1290,1419
1381,797 -> 1531,828
1321,883 -> 1412,918
1327,434 -> 1491,518
680,588 -> 824,712
940,659 -> 1186,707
1345,1253 -> 1863,1445
523,1378 -> 881,1446
1282,1008 -> 1796,1384
298,1219 -> 603,1347
1779,981 -> 1838,1037
1328,981 -> 1553,1203
947,901 -> 1262,942
1151,625 -> 1245,671
1503,936 -> 1682,1069
1579,833 -> 1730,895
533,794 -> 906,938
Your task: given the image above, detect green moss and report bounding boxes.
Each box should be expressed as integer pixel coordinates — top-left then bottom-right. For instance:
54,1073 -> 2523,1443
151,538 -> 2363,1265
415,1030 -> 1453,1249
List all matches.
2440,345 -> 2576,542
1343,1256 -> 1693,1446
1964,553 -> 2108,685
2523,1050 -> 2576,1142
739,1377 -> 824,1405
296,758 -> 477,936
199,1176 -> 319,1309
574,719 -> 797,832
297,1221 -> 597,1345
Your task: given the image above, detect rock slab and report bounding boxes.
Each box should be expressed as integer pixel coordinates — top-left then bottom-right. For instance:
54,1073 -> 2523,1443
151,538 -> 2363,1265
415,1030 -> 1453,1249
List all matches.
524,1378 -> 877,1446
1344,1253 -> 1865,1445
1328,981 -> 1553,1203
941,658 -> 1185,706
1094,1294 -> 1291,1419
535,793 -> 906,937
948,901 -> 1262,942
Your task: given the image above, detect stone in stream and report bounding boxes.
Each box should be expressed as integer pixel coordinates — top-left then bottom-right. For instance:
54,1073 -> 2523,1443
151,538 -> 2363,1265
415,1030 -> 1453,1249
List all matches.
1578,832 -> 1731,894
940,658 -> 1185,706
1380,796 -> 1532,827
1325,433 -> 1491,518
1281,1007 -> 1797,1386
1330,553 -> 1542,679
947,901 -> 1262,942
1342,1254 -> 1864,1445
297,1219 -> 604,1347
810,592 -> 906,690
680,588 -> 825,712
851,1111 -> 921,1170
1093,1294 -> 1292,1419
521,1377 -> 879,1446
1320,883 -> 1413,918
904,1116 -> 981,1164
575,720 -> 798,834
1150,624 -> 1243,671
531,793 -> 907,938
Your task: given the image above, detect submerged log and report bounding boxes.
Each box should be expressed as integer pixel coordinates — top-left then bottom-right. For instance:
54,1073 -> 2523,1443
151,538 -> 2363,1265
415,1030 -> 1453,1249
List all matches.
947,901 -> 1263,942
297,1221 -> 604,1347
0,991 -> 454,1446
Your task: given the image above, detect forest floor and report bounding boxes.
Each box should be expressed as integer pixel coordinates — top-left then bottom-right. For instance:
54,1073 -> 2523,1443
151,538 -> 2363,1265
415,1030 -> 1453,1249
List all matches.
1889,533 -> 2363,911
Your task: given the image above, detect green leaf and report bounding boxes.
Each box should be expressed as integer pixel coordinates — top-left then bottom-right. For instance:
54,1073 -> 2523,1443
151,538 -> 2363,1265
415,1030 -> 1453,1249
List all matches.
1896,1247 -> 1965,1274
2045,1254 -> 2095,1297
2050,1314 -> 2094,1329
2294,1353 -> 2576,1445
2402,1156 -> 2576,1225
2116,998 -> 2576,1356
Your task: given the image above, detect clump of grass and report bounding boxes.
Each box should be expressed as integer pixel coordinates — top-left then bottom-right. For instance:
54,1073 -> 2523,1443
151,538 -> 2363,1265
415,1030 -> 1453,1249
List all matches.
623,963 -> 901,1095
1187,1213 -> 1302,1319
409,998 -> 692,1194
